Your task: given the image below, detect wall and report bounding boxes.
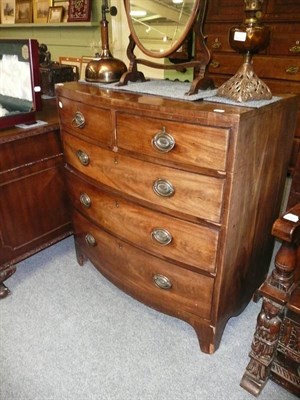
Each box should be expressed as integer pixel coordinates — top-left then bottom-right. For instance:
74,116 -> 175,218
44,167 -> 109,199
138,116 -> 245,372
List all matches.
0,1 -> 102,61
0,0 -> 191,81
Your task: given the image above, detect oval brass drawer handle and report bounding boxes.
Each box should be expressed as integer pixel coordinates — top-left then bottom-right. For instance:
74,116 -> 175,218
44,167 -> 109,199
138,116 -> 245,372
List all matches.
85,233 -> 96,246
153,274 -> 172,290
210,60 -> 220,69
80,192 -> 91,208
152,127 -> 175,153
151,228 -> 173,245
76,150 -> 90,166
289,42 -> 300,54
153,179 -> 175,198
212,38 -> 222,49
71,111 -> 86,128
286,66 -> 299,74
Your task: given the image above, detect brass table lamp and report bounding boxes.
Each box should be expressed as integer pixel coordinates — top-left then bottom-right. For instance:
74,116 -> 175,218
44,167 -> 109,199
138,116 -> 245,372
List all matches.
217,0 -> 272,102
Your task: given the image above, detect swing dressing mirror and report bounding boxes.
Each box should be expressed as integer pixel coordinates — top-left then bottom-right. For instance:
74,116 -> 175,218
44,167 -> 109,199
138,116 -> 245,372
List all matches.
119,0 -> 214,94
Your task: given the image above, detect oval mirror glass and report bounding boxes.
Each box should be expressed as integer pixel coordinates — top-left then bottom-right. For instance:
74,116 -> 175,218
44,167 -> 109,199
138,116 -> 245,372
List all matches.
125,0 -> 199,58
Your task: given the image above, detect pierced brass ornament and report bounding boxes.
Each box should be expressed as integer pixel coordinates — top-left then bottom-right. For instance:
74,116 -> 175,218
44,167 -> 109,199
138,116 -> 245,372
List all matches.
217,0 -> 272,102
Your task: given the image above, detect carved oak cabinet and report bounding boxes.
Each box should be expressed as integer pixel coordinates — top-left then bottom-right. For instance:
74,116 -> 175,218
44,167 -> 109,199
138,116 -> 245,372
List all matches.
0,99 -> 72,297
241,202 -> 300,396
56,81 -> 297,353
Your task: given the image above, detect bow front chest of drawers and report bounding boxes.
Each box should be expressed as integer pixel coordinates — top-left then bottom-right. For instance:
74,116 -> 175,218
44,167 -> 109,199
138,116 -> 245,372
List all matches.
56,82 -> 298,353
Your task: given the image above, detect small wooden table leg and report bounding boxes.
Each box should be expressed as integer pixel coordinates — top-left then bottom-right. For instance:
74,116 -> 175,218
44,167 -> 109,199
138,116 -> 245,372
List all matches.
0,265 -> 16,299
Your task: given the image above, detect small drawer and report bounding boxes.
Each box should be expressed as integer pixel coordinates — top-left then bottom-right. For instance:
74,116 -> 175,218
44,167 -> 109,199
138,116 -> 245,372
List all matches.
66,170 -> 219,274
269,23 -> 300,56
57,96 -> 113,146
205,23 -> 236,53
62,132 -> 225,223
117,113 -> 229,172
208,54 -> 241,75
207,35 -> 233,53
73,209 -> 214,320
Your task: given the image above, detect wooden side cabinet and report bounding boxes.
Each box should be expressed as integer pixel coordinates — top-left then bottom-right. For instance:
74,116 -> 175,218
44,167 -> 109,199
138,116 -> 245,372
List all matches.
0,99 -> 73,298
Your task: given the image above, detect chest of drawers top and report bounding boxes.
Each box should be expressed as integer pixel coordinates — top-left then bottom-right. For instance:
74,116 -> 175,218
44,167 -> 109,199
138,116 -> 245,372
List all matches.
56,81 -> 271,172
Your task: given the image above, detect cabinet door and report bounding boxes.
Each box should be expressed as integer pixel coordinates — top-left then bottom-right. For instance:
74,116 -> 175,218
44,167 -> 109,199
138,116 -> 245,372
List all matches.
0,164 -> 71,266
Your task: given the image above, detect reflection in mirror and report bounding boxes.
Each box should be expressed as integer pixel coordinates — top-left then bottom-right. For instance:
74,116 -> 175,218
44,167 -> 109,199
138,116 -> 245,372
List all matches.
128,0 -> 197,58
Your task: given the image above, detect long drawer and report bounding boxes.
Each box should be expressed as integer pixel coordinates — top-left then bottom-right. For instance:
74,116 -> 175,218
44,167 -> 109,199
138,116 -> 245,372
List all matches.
62,131 -> 225,223
73,209 -> 214,320
117,113 -> 230,172
209,53 -> 300,82
66,169 -> 219,274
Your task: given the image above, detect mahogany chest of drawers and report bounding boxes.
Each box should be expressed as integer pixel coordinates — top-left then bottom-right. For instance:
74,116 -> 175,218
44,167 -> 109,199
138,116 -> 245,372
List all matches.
56,81 -> 298,353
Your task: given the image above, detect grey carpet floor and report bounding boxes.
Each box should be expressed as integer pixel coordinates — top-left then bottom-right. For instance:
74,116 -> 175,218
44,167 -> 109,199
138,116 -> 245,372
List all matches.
0,236 -> 297,400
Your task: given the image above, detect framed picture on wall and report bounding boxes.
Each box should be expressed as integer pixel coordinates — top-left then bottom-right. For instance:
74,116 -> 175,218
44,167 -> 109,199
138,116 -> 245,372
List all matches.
33,0 -> 51,23
1,0 -> 15,24
67,0 -> 91,22
15,0 -> 32,23
52,0 -> 68,22
47,5 -> 63,22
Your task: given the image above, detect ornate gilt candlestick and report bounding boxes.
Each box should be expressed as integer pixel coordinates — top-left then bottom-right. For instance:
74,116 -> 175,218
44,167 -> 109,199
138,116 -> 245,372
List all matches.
217,0 -> 272,102
85,0 -> 127,83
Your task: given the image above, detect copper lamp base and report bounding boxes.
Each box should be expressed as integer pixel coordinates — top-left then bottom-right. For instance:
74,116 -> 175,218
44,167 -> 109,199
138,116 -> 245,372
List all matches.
217,60 -> 272,102
85,53 -> 127,84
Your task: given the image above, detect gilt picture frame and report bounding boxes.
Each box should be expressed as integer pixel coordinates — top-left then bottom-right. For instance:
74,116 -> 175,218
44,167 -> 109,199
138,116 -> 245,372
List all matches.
33,0 -> 51,23
47,5 -> 63,22
15,0 -> 32,23
52,0 -> 68,22
1,0 -> 15,24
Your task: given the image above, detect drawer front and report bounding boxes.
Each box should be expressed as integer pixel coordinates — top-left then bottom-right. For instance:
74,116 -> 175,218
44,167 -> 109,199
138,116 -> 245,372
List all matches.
209,54 -> 300,82
63,132 -> 225,223
66,170 -> 219,273
0,165 -> 70,253
209,54 -> 240,75
117,113 -> 229,172
269,31 -> 300,57
73,209 -> 214,320
254,56 -> 300,82
0,130 -> 62,174
206,32 -> 233,53
57,96 -> 113,145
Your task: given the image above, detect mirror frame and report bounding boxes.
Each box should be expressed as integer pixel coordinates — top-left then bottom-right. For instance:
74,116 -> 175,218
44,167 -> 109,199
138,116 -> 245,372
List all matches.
124,0 -> 200,59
